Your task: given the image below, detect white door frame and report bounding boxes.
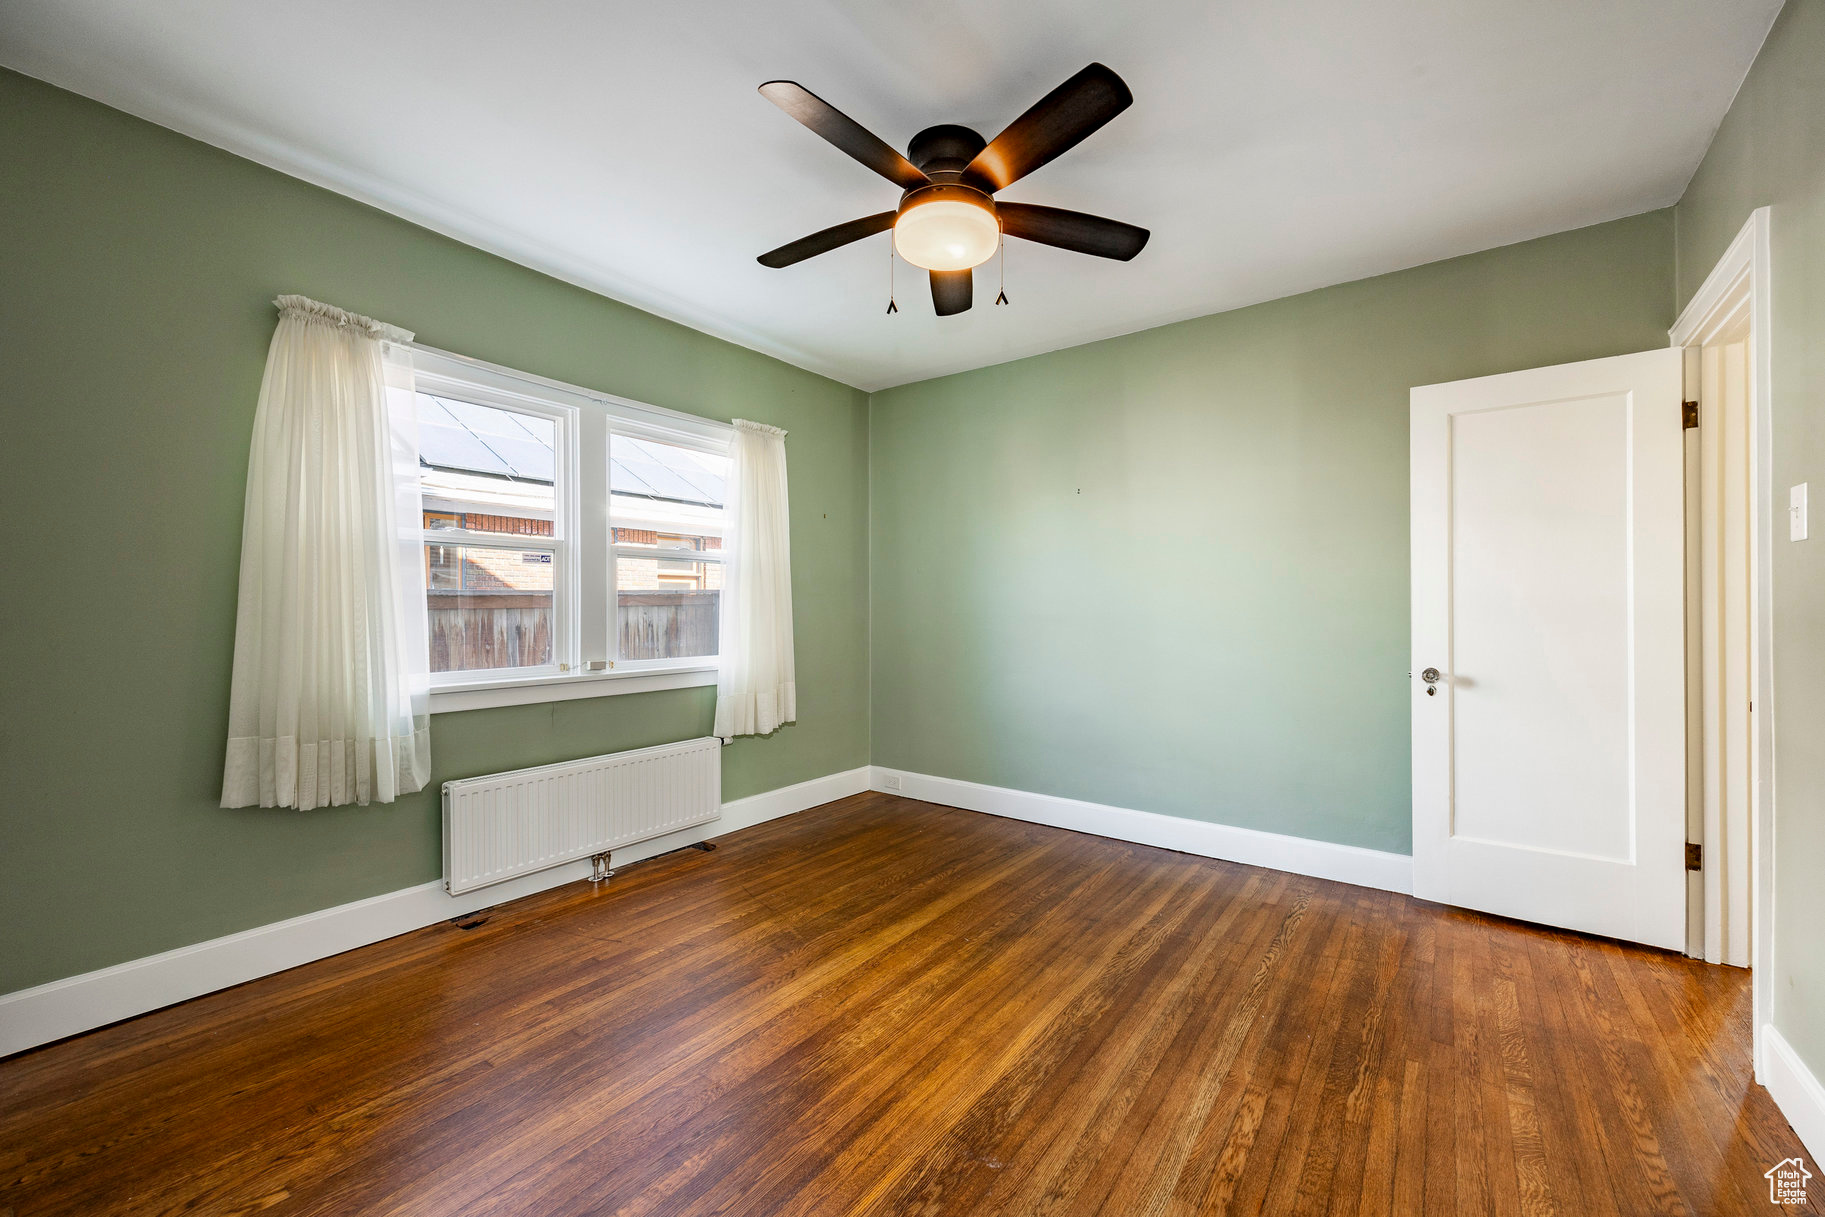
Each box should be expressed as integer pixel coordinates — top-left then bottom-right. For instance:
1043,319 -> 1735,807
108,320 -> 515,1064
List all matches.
1669,206 -> 1773,1079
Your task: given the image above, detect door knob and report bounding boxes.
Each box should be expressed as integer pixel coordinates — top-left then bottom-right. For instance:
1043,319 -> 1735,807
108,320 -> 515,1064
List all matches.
1421,667 -> 1441,696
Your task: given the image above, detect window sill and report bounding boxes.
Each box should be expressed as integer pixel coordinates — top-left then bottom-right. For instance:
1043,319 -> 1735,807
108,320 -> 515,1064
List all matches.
429,664 -> 718,714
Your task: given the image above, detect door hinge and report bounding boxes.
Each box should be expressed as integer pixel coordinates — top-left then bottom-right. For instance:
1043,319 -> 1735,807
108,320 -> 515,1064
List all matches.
1683,400 -> 1700,429
1686,842 -> 1703,871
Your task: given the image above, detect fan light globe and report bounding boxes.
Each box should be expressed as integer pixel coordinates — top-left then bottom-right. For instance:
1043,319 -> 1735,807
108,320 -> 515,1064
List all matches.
893,197 -> 1000,271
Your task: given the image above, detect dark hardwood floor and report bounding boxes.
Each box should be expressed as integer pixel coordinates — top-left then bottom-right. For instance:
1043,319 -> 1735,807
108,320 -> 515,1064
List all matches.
0,793 -> 1811,1215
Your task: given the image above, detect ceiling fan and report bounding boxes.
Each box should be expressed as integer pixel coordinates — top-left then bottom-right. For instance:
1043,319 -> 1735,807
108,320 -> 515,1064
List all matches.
756,64 -> 1150,316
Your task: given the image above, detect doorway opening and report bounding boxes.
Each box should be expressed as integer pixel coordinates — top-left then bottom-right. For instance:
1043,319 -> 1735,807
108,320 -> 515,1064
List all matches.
1670,205 -> 1772,1075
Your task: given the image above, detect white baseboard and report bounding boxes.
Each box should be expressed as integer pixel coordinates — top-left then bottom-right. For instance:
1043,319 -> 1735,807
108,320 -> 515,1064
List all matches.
0,765 -> 871,1059
871,767 -> 1413,896
1764,1024 -> 1825,1162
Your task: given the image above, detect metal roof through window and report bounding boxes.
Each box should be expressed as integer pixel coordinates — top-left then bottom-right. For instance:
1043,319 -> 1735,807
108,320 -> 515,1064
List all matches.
415,392 -> 726,508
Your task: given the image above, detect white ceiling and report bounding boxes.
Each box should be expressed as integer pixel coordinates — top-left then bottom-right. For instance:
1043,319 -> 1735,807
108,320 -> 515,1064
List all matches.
0,0 -> 1781,391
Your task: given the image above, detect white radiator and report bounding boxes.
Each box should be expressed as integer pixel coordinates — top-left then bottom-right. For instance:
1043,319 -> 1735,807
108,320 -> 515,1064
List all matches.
441,736 -> 721,895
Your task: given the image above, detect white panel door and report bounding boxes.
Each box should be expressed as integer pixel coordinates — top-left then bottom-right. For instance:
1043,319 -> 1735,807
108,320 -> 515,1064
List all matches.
1411,349 -> 1685,949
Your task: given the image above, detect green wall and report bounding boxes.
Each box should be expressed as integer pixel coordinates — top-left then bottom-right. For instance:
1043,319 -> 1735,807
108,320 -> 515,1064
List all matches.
1673,0 -> 1825,1076
0,69 -> 871,993
869,213 -> 1675,855
0,56 -> 1710,1004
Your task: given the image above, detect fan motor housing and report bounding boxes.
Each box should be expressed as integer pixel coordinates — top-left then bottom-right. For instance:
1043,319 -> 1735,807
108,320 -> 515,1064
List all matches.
907,124 -> 987,181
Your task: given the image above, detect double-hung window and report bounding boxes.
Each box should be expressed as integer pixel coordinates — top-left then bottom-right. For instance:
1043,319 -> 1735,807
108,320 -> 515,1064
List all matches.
417,375 -> 575,683
410,347 -> 731,712
609,430 -> 729,667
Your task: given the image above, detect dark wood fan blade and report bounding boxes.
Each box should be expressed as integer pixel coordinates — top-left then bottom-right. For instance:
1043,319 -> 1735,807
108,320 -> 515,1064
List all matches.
997,203 -> 1149,261
930,269 -> 972,315
758,212 -> 897,268
963,64 -> 1133,193
759,81 -> 929,190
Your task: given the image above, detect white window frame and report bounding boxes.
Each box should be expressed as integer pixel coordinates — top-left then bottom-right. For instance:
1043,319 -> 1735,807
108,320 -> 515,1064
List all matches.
418,369 -> 578,693
410,345 -> 731,714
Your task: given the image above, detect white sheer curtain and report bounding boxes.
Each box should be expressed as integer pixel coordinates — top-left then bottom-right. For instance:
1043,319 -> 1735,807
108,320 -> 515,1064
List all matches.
221,295 -> 431,809
714,419 -> 796,741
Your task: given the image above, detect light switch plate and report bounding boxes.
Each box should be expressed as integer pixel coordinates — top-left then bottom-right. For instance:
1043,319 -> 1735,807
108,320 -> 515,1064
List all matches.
1792,483 -> 1809,541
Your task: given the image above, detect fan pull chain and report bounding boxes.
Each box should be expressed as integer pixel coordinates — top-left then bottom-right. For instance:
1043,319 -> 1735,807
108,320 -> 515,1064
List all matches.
886,239 -> 899,315
994,235 -> 1010,307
